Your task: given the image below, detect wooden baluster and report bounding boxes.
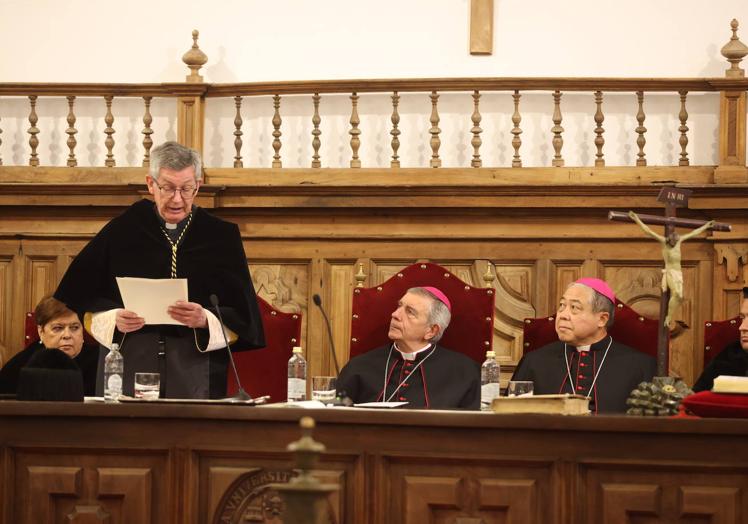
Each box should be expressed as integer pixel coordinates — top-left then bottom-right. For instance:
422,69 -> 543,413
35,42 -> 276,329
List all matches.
311,93 -> 321,168
272,94 -> 282,168
349,92 -> 361,168
142,96 -> 153,167
234,96 -> 244,168
65,96 -> 77,167
511,90 -> 522,167
390,91 -> 401,168
470,90 -> 482,168
678,90 -> 689,166
28,95 -> 39,166
429,91 -> 441,168
104,95 -> 115,167
594,90 -> 605,167
635,91 -> 647,166
551,90 -> 564,167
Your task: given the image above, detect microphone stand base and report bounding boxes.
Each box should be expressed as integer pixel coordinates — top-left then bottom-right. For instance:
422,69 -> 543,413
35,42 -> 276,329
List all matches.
224,388 -> 253,403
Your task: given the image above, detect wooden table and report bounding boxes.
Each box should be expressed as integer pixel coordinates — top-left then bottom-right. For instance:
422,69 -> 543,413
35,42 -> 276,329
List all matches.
1,401 -> 746,524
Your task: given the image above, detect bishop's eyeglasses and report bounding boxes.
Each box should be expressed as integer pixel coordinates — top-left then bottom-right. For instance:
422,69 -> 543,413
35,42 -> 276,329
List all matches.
156,183 -> 198,199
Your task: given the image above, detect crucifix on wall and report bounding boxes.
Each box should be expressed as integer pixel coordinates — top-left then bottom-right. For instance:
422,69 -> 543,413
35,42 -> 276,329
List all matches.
470,0 -> 494,55
609,187 -> 732,376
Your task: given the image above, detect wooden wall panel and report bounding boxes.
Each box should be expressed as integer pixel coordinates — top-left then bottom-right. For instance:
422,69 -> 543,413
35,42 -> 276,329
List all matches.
2,174 -> 747,388
0,254 -> 14,365
581,462 -> 748,524
13,452 -> 166,524
385,457 -> 554,524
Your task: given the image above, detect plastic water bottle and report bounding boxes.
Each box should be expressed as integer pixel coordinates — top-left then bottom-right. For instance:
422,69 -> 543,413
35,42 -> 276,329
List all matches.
480,350 -> 501,411
104,343 -> 124,402
287,346 -> 307,402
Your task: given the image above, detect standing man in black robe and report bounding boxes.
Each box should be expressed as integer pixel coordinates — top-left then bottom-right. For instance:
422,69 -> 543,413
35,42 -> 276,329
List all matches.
336,286 -> 480,410
55,141 -> 265,399
693,286 -> 748,392
512,278 -> 656,413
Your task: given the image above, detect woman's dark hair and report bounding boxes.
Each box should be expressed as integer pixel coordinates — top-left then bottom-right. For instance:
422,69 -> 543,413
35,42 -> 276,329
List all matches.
34,295 -> 76,328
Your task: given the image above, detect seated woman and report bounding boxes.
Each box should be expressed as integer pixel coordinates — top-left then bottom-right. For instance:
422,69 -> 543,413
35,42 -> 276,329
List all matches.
0,296 -> 98,396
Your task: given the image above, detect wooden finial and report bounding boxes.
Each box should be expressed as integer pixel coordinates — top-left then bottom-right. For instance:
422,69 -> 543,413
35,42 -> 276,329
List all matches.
182,29 -> 208,83
721,19 -> 748,78
355,263 -> 367,287
482,262 -> 495,286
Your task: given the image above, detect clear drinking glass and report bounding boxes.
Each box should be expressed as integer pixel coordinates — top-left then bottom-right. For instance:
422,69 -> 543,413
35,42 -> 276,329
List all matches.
311,376 -> 337,402
507,380 -> 534,397
134,372 -> 160,400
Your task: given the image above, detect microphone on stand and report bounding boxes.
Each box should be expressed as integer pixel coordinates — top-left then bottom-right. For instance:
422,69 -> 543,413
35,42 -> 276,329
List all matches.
210,294 -> 252,402
312,293 -> 352,406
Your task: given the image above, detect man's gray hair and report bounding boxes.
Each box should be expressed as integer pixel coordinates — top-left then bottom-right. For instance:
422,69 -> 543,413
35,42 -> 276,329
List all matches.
149,141 -> 203,181
408,286 -> 452,343
568,282 -> 615,329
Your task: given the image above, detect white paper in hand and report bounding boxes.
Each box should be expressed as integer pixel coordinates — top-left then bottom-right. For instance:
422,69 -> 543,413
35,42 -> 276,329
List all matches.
116,277 -> 188,325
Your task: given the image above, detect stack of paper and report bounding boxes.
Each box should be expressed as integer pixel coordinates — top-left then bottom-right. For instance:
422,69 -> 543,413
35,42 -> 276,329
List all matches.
712,375 -> 748,394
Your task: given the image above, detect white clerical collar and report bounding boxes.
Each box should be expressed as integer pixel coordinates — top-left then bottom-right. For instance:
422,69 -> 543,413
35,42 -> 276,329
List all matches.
576,344 -> 591,352
394,342 -> 433,361
165,222 -> 178,230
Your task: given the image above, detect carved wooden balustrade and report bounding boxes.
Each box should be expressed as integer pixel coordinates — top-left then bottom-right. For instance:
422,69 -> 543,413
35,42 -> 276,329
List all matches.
0,23 -> 746,175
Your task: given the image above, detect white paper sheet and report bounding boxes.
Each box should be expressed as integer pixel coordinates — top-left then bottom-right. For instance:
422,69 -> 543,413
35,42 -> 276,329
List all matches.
116,277 -> 188,325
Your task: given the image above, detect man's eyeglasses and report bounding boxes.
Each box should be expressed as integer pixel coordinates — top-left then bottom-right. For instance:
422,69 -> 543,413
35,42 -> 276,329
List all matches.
156,184 -> 198,199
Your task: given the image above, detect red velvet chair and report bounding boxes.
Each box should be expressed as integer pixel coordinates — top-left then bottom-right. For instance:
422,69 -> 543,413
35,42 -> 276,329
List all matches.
703,316 -> 740,367
227,297 -> 302,402
522,301 -> 661,366
349,262 -> 495,364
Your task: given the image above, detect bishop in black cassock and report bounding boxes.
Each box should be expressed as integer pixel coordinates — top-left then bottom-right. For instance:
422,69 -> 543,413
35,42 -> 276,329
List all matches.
54,142 -> 264,399
512,278 -> 656,414
336,286 -> 480,410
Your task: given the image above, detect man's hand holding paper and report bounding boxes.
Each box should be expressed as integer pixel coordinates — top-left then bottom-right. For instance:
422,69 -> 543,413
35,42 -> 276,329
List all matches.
116,277 -> 190,326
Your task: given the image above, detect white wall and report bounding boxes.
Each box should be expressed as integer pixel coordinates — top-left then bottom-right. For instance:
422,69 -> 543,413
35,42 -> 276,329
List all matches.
0,0 -> 746,167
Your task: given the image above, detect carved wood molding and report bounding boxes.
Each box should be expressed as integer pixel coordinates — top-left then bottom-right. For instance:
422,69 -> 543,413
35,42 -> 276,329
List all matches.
203,77 -> 748,97
715,243 -> 748,283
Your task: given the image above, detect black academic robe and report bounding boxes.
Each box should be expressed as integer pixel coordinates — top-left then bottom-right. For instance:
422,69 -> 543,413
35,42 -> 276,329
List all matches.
693,340 -> 748,392
54,200 -> 265,399
0,342 -> 99,396
336,343 -> 481,410
512,337 -> 656,414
